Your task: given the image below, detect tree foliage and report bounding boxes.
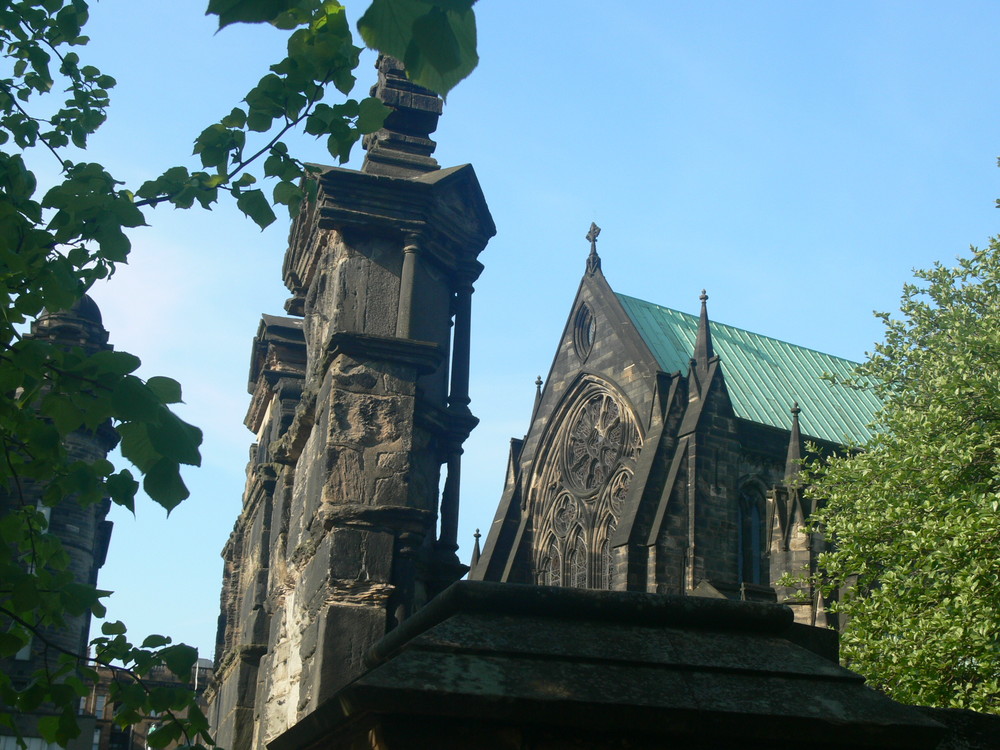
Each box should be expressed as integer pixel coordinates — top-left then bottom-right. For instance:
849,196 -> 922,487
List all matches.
805,241 -> 1000,714
0,0 -> 478,746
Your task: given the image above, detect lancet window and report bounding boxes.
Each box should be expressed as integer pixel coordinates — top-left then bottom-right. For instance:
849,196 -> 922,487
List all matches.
738,483 -> 766,585
539,537 -> 562,587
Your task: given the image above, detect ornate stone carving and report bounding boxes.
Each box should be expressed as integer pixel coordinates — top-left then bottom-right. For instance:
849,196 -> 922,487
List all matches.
606,468 -> 631,517
530,376 -> 642,591
564,392 -> 624,496
551,494 -> 578,538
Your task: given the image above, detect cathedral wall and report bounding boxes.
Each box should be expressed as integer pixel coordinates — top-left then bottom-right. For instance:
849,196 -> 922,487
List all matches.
506,276 -> 660,587
689,383 -> 742,588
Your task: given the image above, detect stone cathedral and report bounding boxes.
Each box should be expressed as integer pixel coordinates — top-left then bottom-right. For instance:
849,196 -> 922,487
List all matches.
472,228 -> 881,626
207,58 -> 995,750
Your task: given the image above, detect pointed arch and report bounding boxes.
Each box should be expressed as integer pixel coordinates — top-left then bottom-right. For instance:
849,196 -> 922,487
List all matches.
538,535 -> 562,587
737,478 -> 767,585
567,526 -> 587,589
528,374 -> 643,590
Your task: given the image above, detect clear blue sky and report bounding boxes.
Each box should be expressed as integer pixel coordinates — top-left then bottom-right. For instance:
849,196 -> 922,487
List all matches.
63,1 -> 1000,660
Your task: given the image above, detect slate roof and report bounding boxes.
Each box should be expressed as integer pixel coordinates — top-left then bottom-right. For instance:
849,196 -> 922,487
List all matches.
271,581 -> 947,750
616,293 -> 881,445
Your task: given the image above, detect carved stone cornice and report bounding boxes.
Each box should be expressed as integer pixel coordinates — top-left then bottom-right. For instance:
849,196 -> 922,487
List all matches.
302,164 -> 494,271
317,503 -> 436,533
326,331 -> 444,375
415,399 -> 480,446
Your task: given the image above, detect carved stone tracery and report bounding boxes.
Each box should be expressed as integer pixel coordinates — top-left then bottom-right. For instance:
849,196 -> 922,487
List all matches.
531,376 -> 642,590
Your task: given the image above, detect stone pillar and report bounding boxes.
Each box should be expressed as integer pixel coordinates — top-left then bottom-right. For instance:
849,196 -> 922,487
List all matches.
209,54 -> 495,749
437,271 -> 475,559
448,273 -> 474,412
396,236 -> 420,339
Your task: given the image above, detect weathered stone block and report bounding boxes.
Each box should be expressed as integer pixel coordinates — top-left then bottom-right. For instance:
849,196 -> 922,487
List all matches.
372,473 -> 406,506
322,446 -> 366,505
330,392 -> 406,448
312,603 -> 387,708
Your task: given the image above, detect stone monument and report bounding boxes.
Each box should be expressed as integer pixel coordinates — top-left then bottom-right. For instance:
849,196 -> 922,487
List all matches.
206,56 -> 495,750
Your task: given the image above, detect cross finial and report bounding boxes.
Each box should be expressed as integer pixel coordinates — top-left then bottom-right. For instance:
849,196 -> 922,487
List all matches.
586,222 -> 601,251
585,222 -> 602,275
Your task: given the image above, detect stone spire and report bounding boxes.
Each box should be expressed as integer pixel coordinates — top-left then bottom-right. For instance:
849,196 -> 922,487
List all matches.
470,528 -> 481,570
361,55 -> 442,178
532,375 -> 543,417
785,402 -> 802,484
693,289 -> 714,369
585,222 -> 602,275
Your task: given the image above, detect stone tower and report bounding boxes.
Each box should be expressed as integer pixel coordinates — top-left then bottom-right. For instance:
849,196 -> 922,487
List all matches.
207,56 -> 495,750
0,296 -> 117,750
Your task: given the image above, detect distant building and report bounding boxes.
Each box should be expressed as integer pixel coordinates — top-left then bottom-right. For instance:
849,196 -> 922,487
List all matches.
0,297 -> 117,750
84,659 -> 213,750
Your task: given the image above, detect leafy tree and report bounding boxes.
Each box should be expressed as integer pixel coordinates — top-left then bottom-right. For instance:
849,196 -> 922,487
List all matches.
805,240 -> 1000,714
0,0 -> 478,747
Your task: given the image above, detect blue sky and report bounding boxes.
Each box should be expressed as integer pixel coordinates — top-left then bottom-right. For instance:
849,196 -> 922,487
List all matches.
62,1 -> 1000,659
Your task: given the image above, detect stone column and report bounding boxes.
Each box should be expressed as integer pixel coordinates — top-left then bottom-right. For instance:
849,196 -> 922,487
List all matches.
437,273 -> 475,557
448,273 -> 474,411
396,236 -> 420,339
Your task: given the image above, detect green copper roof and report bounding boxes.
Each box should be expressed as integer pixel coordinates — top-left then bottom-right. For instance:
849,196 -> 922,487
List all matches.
616,293 -> 880,445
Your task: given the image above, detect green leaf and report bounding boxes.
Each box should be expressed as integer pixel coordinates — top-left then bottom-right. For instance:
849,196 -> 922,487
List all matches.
272,179 -> 301,207
235,188 -> 276,230
146,376 -> 182,404
102,620 -> 127,636
148,412 -> 202,467
143,458 -> 190,510
89,350 -> 141,376
118,422 -> 159,474
221,107 -> 247,128
357,96 -> 391,134
0,631 -> 29,657
357,0 -> 478,96
159,644 -> 197,680
146,721 -> 182,749
106,470 -> 139,512
207,0 -> 295,29
37,716 -> 60,743
112,375 -> 161,421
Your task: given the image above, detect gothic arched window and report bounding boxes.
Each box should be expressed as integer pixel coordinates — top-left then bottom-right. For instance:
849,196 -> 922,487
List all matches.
597,539 -> 611,590
541,539 -> 561,587
738,486 -> 765,584
529,375 -> 643,591
568,529 -> 587,589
